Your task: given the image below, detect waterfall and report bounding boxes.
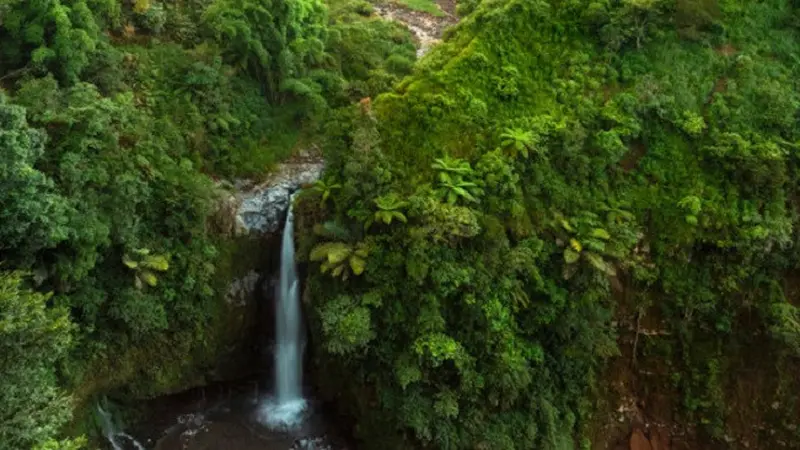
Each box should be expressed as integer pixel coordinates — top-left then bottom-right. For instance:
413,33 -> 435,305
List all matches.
276,203 -> 302,403
258,201 -> 307,429
96,404 -> 146,450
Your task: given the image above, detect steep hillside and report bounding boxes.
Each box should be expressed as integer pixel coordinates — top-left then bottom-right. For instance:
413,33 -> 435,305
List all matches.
299,0 -> 800,449
0,0 -> 416,447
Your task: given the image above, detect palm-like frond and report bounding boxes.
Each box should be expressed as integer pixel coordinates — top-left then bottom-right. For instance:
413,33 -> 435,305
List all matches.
310,241 -> 370,280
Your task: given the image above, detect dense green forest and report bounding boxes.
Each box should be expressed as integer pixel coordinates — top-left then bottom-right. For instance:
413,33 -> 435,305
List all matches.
298,0 -> 800,448
3,0 -> 800,448
0,0 -> 414,447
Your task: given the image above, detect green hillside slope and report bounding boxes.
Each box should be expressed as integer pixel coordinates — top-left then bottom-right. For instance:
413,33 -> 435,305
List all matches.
300,1 -> 800,448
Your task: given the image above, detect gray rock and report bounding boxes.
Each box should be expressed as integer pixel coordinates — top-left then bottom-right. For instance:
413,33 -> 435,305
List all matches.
235,161 -> 324,235
292,436 -> 333,450
226,270 -> 260,307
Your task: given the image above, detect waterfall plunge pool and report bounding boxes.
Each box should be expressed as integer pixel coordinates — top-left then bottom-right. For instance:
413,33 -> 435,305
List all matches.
117,377 -> 349,450
103,202 -> 349,450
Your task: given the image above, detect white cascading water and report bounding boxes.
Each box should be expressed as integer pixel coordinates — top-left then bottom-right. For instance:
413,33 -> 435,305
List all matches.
97,404 -> 146,450
259,202 -> 307,429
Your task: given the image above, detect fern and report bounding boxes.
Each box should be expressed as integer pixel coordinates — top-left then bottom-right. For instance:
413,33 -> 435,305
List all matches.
122,248 -> 170,289
366,193 -> 409,228
310,241 -> 369,280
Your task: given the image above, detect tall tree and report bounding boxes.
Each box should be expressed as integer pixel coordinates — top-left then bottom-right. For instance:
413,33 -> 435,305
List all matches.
0,271 -> 74,450
203,0 -> 329,104
0,0 -> 115,83
0,95 -> 69,264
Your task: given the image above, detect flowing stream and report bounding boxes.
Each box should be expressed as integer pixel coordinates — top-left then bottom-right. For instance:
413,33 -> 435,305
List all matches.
259,202 -> 308,429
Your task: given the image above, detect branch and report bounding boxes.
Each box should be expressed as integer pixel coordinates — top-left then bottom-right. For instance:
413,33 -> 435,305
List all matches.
0,66 -> 31,83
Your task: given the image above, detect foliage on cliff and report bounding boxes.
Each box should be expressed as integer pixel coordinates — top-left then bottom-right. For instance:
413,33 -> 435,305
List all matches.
301,0 -> 800,448
0,0 -> 413,446
0,271 -> 74,449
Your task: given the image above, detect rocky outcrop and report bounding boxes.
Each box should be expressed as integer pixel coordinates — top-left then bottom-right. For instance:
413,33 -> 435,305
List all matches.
226,270 -> 260,307
235,152 -> 324,236
373,4 -> 457,57
203,150 -> 324,381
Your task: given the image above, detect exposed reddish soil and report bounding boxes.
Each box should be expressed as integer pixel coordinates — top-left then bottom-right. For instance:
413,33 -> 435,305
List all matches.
620,140 -> 647,172
630,429 -> 653,450
590,276 -> 800,450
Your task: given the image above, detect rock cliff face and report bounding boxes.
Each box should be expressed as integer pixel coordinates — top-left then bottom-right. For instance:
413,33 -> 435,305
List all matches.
95,154 -> 325,400
203,152 -> 324,383
235,156 -> 325,236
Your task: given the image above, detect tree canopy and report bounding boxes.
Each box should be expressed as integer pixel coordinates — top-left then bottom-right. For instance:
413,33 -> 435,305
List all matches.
0,0 -> 415,446
298,0 -> 800,448
3,0 -> 800,448
0,271 -> 74,450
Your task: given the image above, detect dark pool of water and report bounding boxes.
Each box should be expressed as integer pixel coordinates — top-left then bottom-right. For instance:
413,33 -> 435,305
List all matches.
123,378 -> 350,450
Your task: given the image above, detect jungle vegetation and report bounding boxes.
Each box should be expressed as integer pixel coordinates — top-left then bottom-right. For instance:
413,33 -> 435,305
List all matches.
3,0 -> 800,449
297,0 -> 800,448
0,0 -> 413,447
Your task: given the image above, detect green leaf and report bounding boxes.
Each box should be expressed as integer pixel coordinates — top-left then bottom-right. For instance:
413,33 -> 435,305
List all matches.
678,195 -> 702,215
585,252 -> 604,270
452,186 -> 475,202
311,242 -> 350,262
590,228 -> 611,240
122,255 -> 139,269
447,190 -> 458,205
585,238 -> 606,252
143,255 -> 169,271
585,253 -> 616,276
332,264 -> 345,278
327,245 -> 352,264
140,271 -> 158,287
310,244 -> 331,261
350,255 -> 366,275
564,248 -> 580,264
